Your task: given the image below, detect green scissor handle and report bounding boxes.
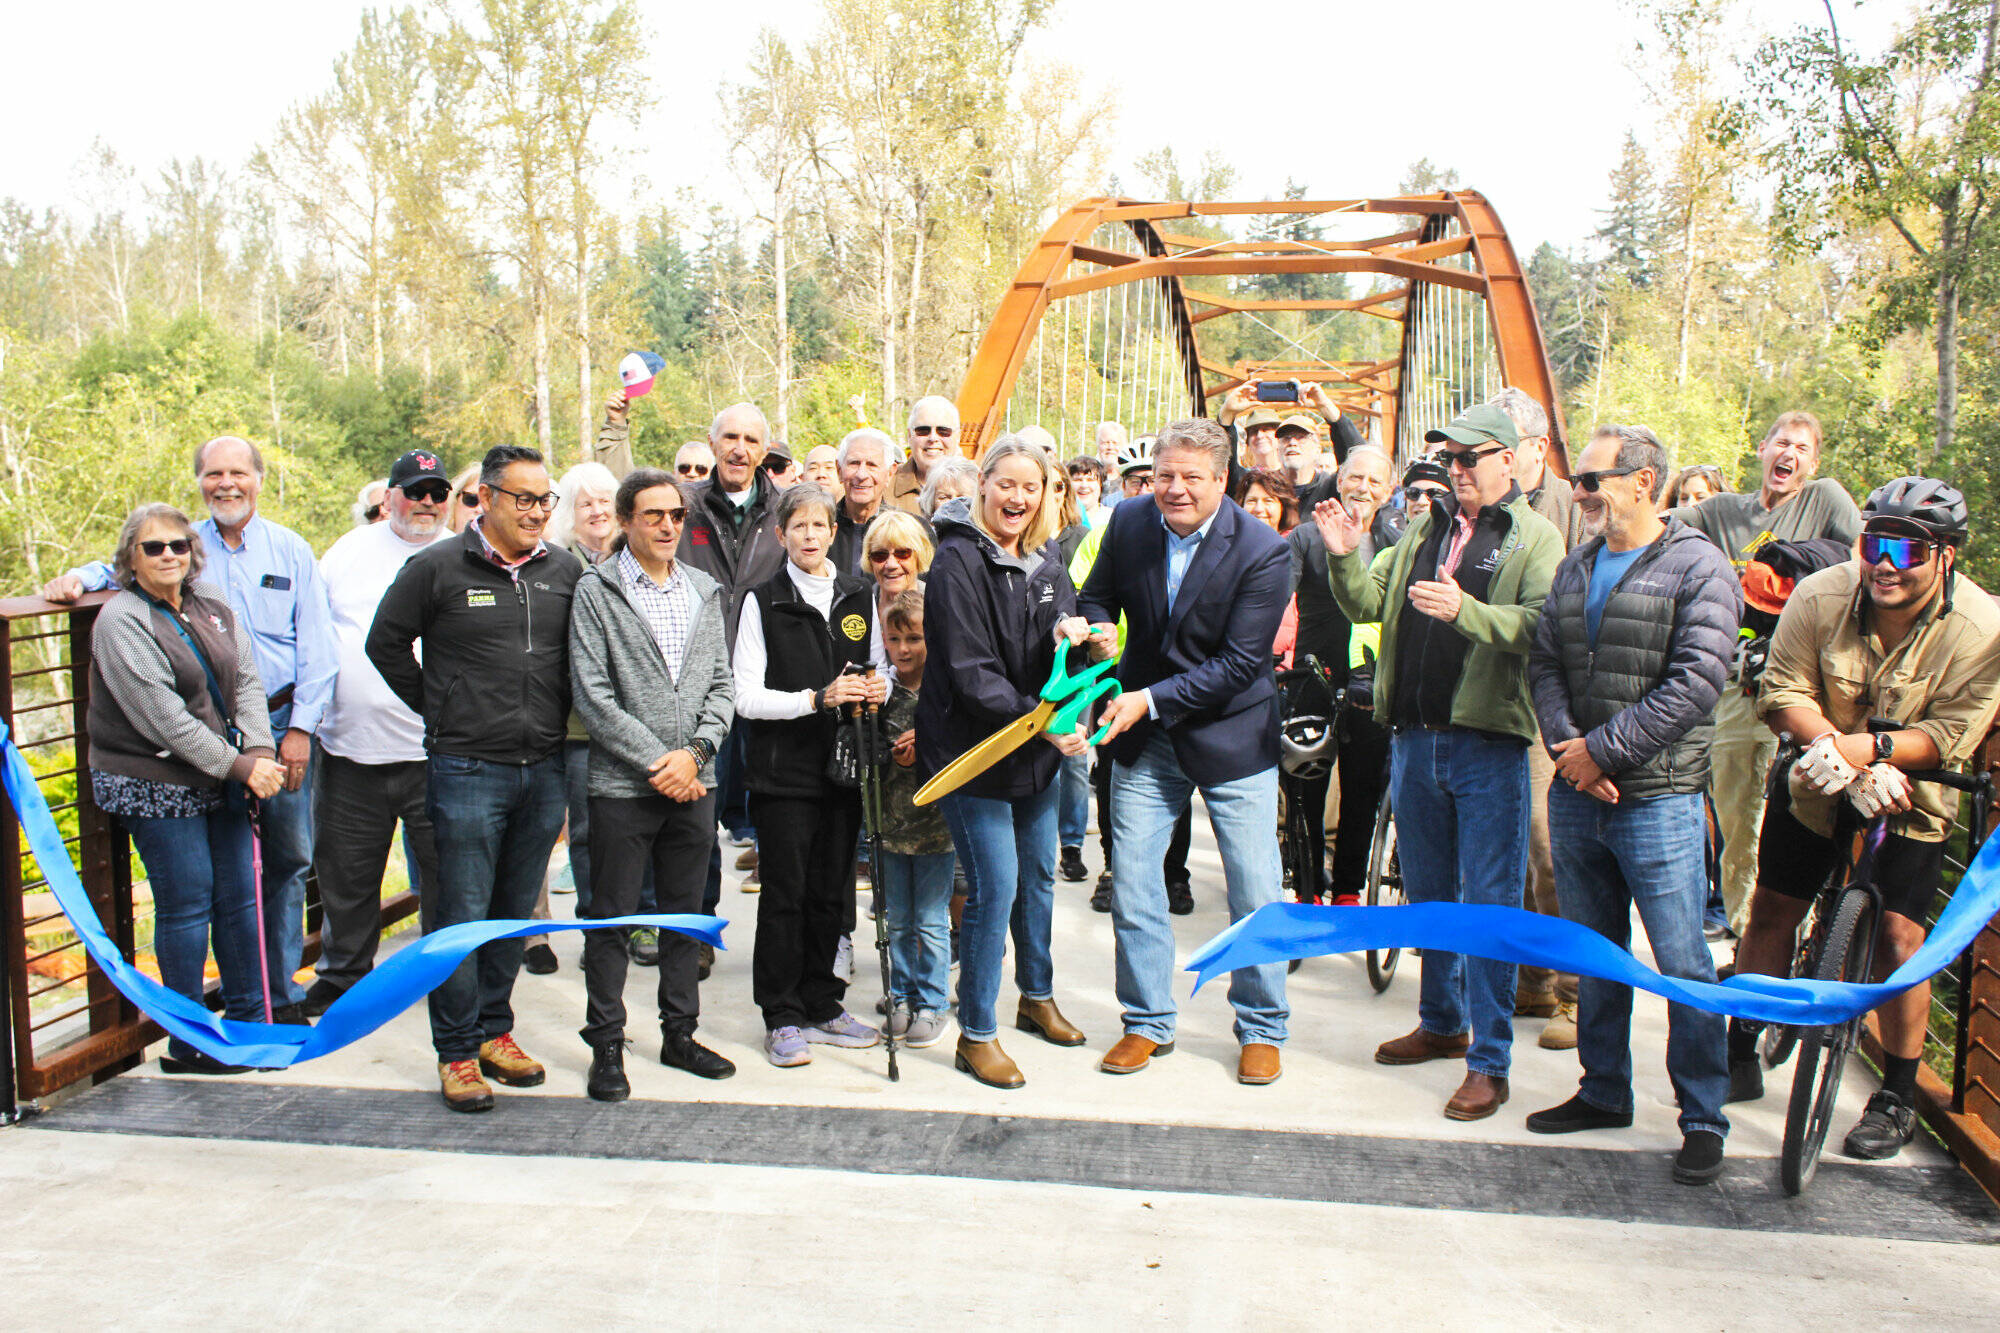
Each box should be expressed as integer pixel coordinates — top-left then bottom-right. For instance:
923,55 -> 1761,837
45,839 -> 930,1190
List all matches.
1040,640 -> 1124,746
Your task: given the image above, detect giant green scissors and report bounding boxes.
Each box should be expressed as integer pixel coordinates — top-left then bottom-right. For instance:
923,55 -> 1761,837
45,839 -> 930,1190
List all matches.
914,639 -> 1122,806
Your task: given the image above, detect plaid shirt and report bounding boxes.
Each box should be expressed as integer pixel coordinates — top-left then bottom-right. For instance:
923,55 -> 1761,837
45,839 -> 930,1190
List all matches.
619,547 -> 692,681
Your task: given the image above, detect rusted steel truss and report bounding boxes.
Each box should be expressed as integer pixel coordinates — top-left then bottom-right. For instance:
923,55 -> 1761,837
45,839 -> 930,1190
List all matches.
957,192 -> 1568,476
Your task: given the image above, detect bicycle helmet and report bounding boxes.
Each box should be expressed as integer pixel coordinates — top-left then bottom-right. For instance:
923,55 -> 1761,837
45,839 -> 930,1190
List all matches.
1862,476 -> 1968,545
1115,436 -> 1155,478
1276,665 -> 1337,780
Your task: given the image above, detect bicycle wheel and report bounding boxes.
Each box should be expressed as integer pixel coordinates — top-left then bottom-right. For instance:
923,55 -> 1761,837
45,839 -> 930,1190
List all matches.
1779,886 -> 1873,1196
1761,897 -> 1823,1070
1364,789 -> 1403,992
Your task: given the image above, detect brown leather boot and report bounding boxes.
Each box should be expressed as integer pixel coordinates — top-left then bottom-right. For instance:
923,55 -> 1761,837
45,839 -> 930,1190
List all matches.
954,1037 -> 1025,1089
1098,1032 -> 1173,1074
1444,1071 -> 1510,1121
1238,1043 -> 1282,1085
1016,997 -> 1086,1047
1374,1026 -> 1472,1066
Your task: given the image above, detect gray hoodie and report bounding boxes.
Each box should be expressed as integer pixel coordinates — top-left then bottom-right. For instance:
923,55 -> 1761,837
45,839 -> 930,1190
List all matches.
568,553 -> 735,799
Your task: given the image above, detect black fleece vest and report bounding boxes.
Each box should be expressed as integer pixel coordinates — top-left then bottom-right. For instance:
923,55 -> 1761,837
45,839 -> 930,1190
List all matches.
744,567 -> 875,800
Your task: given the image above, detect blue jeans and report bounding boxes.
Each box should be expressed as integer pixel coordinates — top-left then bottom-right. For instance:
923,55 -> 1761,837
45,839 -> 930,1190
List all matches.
942,783 -> 1059,1041
878,850 -> 956,1012
1549,783 -> 1730,1137
423,750 -> 568,1062
1110,731 -> 1287,1045
1058,751 -> 1091,848
254,746 -> 315,1007
125,809 -> 263,1061
1390,729 -> 1529,1078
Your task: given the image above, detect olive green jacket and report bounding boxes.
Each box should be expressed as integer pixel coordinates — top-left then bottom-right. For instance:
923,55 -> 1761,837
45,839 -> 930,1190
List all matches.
1326,491 -> 1564,742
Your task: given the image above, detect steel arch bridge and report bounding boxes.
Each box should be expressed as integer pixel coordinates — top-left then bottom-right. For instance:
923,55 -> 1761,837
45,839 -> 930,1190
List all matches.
955,191 -> 1569,477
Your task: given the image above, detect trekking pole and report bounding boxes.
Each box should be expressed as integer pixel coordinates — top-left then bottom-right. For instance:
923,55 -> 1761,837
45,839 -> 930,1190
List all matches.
859,670 -> 898,1082
248,800 -> 274,1024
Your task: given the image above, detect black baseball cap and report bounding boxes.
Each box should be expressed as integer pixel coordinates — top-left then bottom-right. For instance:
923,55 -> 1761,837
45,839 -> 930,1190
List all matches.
388,449 -> 447,490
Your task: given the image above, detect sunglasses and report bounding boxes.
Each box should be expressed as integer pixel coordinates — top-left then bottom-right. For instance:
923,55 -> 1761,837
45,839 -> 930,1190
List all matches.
458,490 -> 482,509
1860,532 -> 1935,570
363,504 -> 383,522
869,546 -> 918,564
911,425 -> 955,438
1574,465 -> 1643,492
139,538 -> 193,557
638,507 -> 689,525
404,481 -> 451,504
677,463 -> 711,478
1406,485 -> 1449,502
1443,446 -> 1505,470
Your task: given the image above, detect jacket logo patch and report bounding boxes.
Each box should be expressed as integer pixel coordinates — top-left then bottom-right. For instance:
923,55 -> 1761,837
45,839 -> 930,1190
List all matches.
467,589 -> 496,608
533,581 -> 549,591
1038,584 -> 1054,604
691,529 -> 712,546
1475,549 -> 1504,573
840,613 -> 867,642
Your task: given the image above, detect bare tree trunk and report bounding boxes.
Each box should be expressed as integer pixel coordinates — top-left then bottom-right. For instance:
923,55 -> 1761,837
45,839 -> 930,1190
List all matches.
1934,264 -> 1959,466
774,208 -> 792,442
1675,210 -> 1696,385
878,216 -> 897,420
369,212 -> 385,379
905,212 -> 925,401
576,226 -> 592,465
532,273 -> 553,453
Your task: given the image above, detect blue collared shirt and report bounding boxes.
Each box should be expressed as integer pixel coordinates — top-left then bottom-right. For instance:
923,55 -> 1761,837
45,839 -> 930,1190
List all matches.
1163,509 -> 1217,611
75,514 -> 338,733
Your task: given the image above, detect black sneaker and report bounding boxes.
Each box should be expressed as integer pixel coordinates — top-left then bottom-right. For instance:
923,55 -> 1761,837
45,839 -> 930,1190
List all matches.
300,977 -> 346,1018
1059,846 -> 1087,882
1725,1057 -> 1763,1104
1672,1129 -> 1726,1185
1167,880 -> 1194,916
1842,1090 -> 1917,1160
661,1031 -> 736,1080
159,1050 -> 252,1076
627,927 -> 660,967
269,1003 -> 312,1027
1526,1093 -> 1635,1134
1091,873 -> 1114,913
523,942 -> 559,975
586,1039 -> 630,1102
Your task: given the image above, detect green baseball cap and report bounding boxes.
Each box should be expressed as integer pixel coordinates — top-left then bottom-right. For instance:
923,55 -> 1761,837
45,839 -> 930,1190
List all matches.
1424,403 -> 1520,451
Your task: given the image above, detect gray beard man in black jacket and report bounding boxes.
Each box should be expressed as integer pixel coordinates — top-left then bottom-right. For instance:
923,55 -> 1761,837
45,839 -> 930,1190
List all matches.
1524,424 -> 1742,1187
368,444 -> 583,1113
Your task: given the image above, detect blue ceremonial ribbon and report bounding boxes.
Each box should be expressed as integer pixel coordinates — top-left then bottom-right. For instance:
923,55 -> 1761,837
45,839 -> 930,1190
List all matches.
2,726 -> 725,1069
1187,822 -> 2000,1027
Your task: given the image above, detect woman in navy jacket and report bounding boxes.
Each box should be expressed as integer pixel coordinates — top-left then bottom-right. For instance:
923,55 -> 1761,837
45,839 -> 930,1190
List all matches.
917,437 -> 1094,1088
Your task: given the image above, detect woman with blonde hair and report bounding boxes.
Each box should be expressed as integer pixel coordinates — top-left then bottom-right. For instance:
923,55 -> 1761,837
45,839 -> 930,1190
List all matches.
916,437 -> 1094,1088
444,463 -> 485,533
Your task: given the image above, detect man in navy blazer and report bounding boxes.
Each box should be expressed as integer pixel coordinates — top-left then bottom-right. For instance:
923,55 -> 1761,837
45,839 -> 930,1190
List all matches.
1079,418 -> 1292,1085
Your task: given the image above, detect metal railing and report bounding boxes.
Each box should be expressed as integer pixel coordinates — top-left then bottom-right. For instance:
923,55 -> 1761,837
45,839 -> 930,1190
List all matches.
0,593 -> 418,1111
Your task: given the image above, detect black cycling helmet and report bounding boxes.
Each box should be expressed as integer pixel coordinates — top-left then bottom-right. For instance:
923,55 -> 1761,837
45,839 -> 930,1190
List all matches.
1402,452 -> 1450,491
1863,476 -> 1968,545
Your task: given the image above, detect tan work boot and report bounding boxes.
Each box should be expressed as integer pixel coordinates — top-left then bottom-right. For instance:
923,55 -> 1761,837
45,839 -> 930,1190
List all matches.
1539,1001 -> 1578,1051
1015,996 -> 1086,1047
478,1033 -> 546,1087
438,1059 -> 494,1113
954,1037 -> 1025,1089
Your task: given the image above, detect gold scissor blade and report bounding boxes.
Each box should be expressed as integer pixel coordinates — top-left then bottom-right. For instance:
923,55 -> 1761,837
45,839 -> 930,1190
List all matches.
914,703 -> 1056,806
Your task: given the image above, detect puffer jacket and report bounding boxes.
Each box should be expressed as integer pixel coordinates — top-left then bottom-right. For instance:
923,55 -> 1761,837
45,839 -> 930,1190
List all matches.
1527,518 -> 1742,799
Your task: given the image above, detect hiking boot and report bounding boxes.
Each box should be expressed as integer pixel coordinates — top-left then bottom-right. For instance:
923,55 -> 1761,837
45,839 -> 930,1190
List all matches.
478,1033 -> 545,1087
627,927 -> 660,967
438,1059 -> 495,1112
1725,1057 -> 1763,1104
1672,1130 -> 1726,1185
1514,987 -> 1559,1019
586,1040 -> 630,1102
735,846 -> 759,871
1059,845 -> 1087,882
1842,1090 -> 1917,1160
1539,1001 -> 1578,1051
523,942 -> 559,975
764,1026 -> 811,1067
661,1031 -> 735,1080
1167,879 -> 1194,916
300,977 -> 346,1018
805,1011 -> 879,1048
1091,874 -> 1114,913
905,1009 -> 949,1048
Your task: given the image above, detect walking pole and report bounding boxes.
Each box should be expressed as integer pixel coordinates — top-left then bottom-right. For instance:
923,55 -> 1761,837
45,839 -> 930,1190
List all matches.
248,799 -> 274,1024
857,671 -> 898,1082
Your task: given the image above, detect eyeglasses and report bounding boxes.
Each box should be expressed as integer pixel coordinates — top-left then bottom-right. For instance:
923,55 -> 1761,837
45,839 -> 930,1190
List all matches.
637,507 -> 689,526
404,481 -> 451,504
139,538 -> 192,557
1574,465 -> 1643,493
1860,532 -> 1935,570
488,484 -> 560,512
458,490 -> 482,509
869,546 -> 917,564
677,463 -> 711,478
911,425 -> 955,438
1443,446 -> 1505,470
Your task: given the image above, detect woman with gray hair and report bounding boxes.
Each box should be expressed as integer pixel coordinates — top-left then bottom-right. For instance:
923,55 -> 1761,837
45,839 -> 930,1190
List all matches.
920,457 -> 980,520
86,504 -> 286,1074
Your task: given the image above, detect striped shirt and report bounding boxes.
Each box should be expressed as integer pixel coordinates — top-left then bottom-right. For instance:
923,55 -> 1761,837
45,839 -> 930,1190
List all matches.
619,547 -> 692,681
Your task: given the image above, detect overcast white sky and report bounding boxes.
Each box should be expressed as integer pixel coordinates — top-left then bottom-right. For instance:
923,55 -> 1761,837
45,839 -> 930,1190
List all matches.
2,1 -> 1887,257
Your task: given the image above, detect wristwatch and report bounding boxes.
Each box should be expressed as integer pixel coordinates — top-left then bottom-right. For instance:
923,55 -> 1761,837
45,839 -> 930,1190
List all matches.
1872,730 -> 1896,764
